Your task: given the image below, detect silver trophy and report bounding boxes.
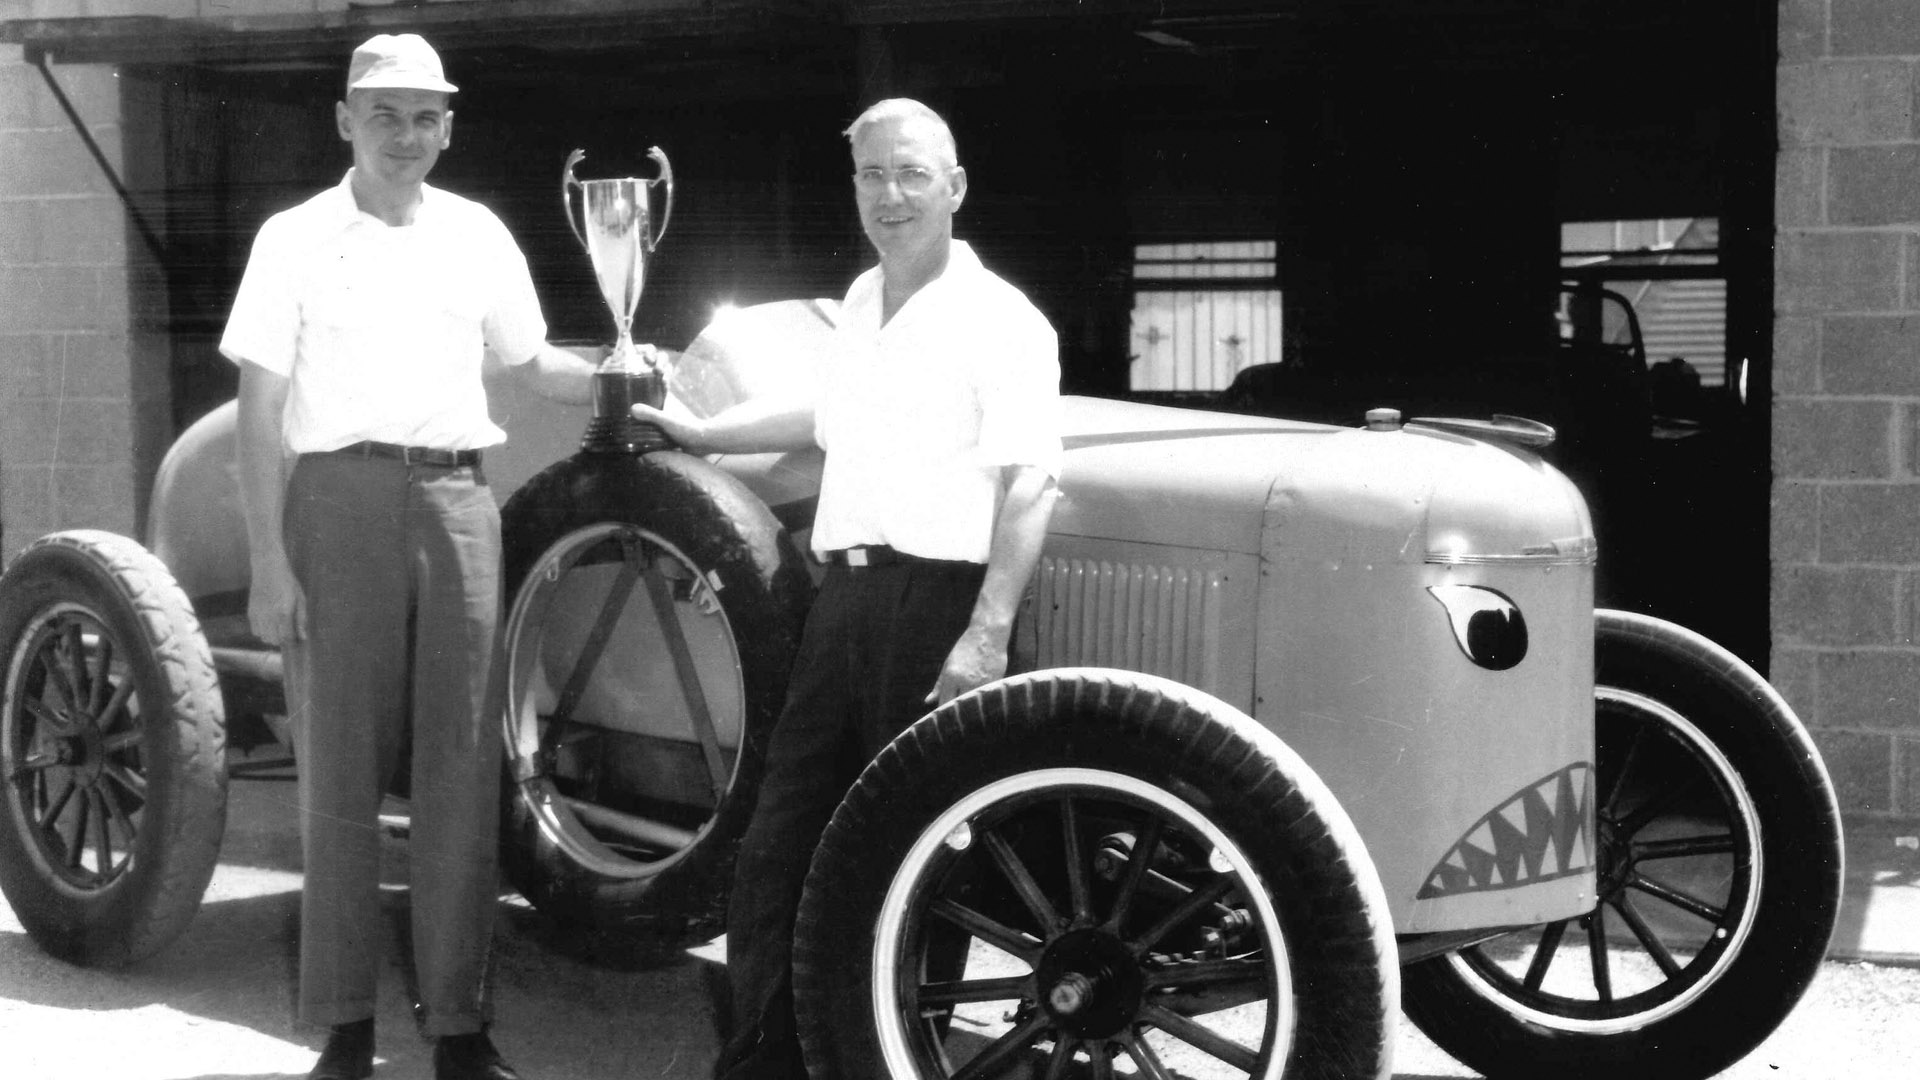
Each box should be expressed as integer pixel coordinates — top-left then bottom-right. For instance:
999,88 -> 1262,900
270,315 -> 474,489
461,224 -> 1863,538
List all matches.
563,147 -> 675,453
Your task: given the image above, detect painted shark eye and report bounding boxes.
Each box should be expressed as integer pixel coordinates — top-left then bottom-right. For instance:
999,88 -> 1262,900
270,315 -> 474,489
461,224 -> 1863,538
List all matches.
1428,584 -> 1528,671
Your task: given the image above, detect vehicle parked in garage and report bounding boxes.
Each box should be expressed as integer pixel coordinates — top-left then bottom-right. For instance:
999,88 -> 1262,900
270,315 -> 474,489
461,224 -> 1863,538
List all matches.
1216,282 -> 1756,656
0,299 -> 1840,1079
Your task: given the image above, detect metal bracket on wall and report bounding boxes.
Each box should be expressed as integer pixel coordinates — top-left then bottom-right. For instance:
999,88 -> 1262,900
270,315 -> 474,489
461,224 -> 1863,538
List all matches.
33,53 -> 172,272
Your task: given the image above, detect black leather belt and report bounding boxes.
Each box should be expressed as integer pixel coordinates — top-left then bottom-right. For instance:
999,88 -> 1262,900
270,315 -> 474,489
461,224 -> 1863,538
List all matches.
823,545 -> 906,568
822,545 -> 983,570
336,440 -> 481,468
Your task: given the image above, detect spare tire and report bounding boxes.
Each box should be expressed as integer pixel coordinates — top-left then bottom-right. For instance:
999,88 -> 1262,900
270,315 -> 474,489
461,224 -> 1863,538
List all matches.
497,451 -> 813,948
792,668 -> 1398,1080
0,530 -> 228,967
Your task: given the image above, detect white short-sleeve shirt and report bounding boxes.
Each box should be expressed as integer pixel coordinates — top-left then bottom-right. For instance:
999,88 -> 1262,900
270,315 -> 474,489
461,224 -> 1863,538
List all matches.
219,172 -> 548,453
811,240 -> 1062,564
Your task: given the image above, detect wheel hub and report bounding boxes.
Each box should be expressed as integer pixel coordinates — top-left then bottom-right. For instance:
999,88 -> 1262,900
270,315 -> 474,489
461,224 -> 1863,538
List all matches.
1035,928 -> 1145,1039
48,720 -> 104,784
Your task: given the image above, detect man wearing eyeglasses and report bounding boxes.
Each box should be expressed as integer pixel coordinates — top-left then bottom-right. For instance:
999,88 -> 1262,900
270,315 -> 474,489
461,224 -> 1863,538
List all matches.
632,98 -> 1061,1079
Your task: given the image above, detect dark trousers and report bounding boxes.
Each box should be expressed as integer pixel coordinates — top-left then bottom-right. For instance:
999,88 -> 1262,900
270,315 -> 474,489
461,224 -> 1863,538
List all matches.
715,559 -> 987,1080
283,451 -> 504,1035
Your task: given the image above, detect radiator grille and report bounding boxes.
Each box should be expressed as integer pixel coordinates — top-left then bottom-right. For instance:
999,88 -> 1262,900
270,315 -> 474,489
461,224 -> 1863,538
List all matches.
1034,557 -> 1225,690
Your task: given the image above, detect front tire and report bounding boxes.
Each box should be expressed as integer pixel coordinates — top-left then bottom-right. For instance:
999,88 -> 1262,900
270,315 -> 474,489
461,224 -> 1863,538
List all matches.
497,452 -> 812,948
1402,610 -> 1843,1079
793,668 -> 1398,1080
0,530 -> 228,966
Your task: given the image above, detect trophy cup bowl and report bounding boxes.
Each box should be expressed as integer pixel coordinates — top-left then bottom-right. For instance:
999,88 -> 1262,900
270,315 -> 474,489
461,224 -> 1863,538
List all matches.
563,147 -> 675,453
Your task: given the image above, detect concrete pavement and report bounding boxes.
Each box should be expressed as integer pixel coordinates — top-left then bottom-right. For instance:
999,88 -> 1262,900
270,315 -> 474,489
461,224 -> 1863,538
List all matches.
1829,817 -> 1920,967
0,766 -> 724,1080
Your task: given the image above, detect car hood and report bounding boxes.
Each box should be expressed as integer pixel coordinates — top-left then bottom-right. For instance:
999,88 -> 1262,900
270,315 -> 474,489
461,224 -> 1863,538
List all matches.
1054,396 -> 1592,564
1050,397 -> 1324,554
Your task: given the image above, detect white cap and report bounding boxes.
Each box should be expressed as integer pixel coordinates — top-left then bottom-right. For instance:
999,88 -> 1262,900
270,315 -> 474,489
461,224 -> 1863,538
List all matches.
346,33 -> 458,94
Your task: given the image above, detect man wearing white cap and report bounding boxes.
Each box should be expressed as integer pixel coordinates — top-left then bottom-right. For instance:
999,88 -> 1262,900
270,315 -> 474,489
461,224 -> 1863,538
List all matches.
221,32 -> 596,1080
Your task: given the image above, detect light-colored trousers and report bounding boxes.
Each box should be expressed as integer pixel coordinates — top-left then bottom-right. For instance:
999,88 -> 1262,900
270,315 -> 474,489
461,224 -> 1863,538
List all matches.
283,450 -> 503,1035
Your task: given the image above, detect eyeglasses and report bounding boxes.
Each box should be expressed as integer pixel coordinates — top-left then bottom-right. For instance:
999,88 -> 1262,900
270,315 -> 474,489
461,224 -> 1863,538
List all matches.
852,165 -> 946,194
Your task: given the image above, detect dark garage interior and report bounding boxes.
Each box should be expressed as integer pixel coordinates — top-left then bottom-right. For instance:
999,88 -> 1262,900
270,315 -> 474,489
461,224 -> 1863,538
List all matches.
16,0 -> 1778,664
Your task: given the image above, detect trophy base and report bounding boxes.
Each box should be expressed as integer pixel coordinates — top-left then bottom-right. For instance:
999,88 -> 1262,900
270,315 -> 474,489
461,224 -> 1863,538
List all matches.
581,415 -> 675,455
581,368 -> 675,455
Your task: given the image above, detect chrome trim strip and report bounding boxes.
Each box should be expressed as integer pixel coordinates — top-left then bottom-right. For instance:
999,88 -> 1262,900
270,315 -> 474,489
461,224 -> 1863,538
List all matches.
1425,536 -> 1599,567
1426,551 -> 1598,567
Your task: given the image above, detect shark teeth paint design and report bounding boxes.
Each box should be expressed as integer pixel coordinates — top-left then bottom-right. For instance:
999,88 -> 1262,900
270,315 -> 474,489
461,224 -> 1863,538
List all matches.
1416,762 -> 1594,899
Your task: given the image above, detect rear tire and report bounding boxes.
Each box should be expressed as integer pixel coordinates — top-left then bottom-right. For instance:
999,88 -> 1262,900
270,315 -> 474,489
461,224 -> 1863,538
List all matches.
793,668 -> 1398,1080
0,530 -> 228,967
1402,610 -> 1842,1079
497,452 -> 812,949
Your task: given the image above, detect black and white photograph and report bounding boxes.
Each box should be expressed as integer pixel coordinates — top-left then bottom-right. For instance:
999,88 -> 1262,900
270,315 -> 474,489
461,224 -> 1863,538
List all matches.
1,2 -> 1917,1078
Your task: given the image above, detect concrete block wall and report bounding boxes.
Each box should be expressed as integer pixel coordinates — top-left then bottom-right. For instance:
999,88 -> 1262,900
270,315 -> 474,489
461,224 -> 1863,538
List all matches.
1774,0 -> 1920,819
0,39 -> 149,559
0,1 -> 348,560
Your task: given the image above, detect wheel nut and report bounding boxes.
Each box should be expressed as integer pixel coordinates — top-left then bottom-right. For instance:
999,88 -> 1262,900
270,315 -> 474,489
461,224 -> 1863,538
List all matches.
1048,972 -> 1094,1015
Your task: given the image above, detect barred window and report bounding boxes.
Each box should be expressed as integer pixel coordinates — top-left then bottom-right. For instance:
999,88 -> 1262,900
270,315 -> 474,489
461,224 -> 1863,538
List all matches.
1128,241 -> 1282,392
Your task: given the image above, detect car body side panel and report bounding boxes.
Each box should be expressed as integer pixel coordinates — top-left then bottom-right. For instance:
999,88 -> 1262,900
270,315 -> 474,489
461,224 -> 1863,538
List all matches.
1257,426 -> 1597,931
148,400 -> 249,606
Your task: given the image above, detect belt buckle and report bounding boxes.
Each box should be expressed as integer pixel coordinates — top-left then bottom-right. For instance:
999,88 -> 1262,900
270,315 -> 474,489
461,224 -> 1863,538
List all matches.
846,547 -> 869,568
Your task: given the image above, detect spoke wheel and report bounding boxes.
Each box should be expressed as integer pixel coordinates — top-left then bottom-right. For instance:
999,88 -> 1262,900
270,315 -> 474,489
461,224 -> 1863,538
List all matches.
497,452 -> 811,947
10,606 -> 145,892
795,669 -> 1397,1080
0,531 -> 226,967
874,770 -> 1290,1080
1402,610 -> 1842,1080
1445,688 -> 1758,1026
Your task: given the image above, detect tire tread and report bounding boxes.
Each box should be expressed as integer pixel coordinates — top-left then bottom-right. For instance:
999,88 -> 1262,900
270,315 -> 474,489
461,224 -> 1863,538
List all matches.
793,667 -> 1398,1080
0,530 -> 228,967
495,453 -> 812,951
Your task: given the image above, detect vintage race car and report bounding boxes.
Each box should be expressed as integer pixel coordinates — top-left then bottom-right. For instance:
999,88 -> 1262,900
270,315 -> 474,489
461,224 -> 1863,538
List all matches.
0,300 -> 1841,1079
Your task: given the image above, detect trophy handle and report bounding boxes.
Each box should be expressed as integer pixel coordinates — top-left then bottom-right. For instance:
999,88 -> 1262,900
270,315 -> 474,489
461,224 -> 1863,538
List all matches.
561,148 -> 589,254
646,145 -> 674,253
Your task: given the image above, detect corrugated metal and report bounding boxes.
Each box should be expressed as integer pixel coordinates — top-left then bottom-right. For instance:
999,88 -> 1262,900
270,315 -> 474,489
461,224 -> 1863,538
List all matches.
1561,218 -> 1725,388
1637,277 -> 1726,386
1033,555 -> 1224,690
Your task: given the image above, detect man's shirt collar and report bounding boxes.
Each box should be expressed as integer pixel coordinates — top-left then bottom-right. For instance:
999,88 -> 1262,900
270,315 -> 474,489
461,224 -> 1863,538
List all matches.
851,238 -> 981,323
325,169 -> 444,230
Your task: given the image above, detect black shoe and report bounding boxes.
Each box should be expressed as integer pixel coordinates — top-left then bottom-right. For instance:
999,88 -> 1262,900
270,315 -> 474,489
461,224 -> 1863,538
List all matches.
434,1030 -> 523,1080
307,1018 -> 374,1080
